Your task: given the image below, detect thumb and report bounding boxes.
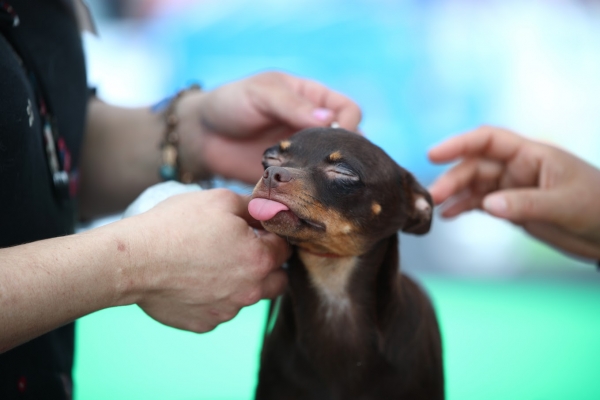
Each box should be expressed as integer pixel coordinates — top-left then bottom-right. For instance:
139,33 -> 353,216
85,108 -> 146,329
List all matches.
259,86 -> 334,130
482,189 -> 562,225
483,188 -> 566,223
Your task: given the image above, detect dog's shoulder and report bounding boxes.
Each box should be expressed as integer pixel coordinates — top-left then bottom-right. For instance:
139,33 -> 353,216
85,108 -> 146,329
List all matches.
376,273 -> 444,397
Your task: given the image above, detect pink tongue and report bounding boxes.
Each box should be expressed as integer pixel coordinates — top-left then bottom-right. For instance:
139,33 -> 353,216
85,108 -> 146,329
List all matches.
248,198 -> 290,221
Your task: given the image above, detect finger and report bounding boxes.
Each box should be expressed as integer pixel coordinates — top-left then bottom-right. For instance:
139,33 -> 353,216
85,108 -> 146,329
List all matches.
334,100 -> 362,132
141,304 -> 219,334
205,190 -> 266,231
523,222 -> 600,260
482,189 -> 564,225
260,269 -> 288,299
302,80 -> 362,131
212,190 -> 279,234
208,305 -> 240,323
258,231 -> 293,266
428,126 -> 528,164
231,194 -> 269,230
188,318 -> 219,334
256,82 -> 334,130
230,193 -> 255,224
438,189 -> 485,218
209,189 -> 258,224
428,158 -> 503,204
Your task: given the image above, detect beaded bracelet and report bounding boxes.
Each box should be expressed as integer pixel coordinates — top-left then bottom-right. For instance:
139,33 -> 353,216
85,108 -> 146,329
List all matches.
159,84 -> 202,183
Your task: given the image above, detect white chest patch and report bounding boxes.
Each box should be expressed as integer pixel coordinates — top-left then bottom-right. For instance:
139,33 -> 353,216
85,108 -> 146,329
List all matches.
299,251 -> 358,319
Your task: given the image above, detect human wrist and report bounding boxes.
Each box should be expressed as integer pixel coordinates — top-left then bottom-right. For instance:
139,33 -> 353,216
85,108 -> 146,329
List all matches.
156,85 -> 213,183
91,219 -> 150,307
175,87 -> 216,179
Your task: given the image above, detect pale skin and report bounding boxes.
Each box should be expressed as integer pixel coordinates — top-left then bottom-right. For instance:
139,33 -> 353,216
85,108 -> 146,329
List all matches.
428,125 -> 600,261
0,71 -> 362,352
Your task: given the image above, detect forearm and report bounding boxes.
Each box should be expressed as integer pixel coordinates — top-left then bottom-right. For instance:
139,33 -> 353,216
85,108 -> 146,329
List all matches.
79,98 -> 164,219
0,224 -> 138,352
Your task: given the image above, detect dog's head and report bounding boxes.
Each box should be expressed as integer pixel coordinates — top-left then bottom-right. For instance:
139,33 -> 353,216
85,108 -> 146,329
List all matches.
249,128 -> 433,257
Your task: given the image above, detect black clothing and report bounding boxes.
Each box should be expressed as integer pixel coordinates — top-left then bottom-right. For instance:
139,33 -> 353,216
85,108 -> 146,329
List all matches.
0,1 -> 87,398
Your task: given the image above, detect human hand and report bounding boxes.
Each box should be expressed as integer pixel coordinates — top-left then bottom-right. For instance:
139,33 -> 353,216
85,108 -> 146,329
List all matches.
174,71 -> 362,183
115,189 -> 290,333
428,126 -> 600,260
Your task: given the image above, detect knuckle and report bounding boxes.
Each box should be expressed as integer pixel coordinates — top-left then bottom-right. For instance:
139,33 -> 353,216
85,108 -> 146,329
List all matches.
476,124 -> 505,141
189,321 -> 215,334
256,250 -> 277,277
208,308 -> 239,323
477,124 -> 493,134
262,70 -> 285,81
522,143 -> 544,163
248,244 -> 277,277
267,272 -> 288,299
212,188 -> 237,203
240,287 -> 263,306
220,309 -> 239,322
537,142 -> 559,159
352,107 -> 363,125
513,196 -> 535,218
211,189 -> 243,211
252,71 -> 285,86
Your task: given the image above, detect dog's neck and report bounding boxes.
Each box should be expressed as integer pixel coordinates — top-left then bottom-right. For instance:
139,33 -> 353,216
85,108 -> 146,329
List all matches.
297,250 -> 358,320
286,234 -> 400,341
277,234 -> 400,380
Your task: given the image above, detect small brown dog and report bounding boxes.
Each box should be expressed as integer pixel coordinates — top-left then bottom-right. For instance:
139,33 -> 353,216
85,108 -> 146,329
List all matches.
248,128 -> 444,400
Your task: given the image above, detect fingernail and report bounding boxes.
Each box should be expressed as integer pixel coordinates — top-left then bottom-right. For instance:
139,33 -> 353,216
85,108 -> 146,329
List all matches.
312,108 -> 333,121
483,194 -> 507,216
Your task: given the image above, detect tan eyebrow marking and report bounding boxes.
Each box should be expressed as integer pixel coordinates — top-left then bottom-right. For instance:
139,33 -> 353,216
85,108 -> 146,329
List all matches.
280,140 -> 291,150
372,202 -> 382,215
328,151 -> 342,161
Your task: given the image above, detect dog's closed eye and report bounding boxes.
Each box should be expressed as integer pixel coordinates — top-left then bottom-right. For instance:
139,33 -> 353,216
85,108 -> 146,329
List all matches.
325,164 -> 360,181
262,149 -> 283,169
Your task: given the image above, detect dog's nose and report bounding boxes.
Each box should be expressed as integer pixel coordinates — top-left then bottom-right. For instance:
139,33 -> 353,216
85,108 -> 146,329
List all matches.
263,166 -> 292,188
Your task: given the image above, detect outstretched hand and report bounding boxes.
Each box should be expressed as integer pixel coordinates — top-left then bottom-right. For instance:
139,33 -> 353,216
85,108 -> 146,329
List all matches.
428,126 -> 600,260
175,71 -> 362,183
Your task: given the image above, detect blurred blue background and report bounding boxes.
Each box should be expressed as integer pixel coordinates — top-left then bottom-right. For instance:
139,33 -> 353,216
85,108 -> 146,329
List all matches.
75,1 -> 600,399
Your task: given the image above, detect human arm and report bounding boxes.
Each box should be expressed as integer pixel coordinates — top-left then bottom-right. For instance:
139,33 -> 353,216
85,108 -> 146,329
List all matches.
79,71 -> 362,219
0,189 -> 289,353
428,125 -> 600,260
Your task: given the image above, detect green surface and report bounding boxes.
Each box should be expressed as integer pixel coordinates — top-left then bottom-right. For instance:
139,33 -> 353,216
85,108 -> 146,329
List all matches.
74,276 -> 600,400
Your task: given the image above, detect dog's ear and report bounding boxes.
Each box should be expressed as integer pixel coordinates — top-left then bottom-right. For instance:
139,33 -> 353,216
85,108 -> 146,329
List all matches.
401,171 -> 433,235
